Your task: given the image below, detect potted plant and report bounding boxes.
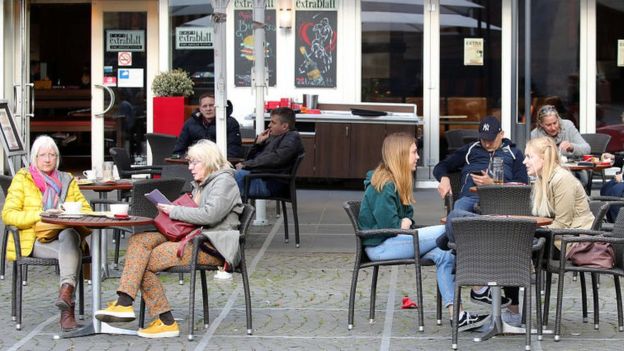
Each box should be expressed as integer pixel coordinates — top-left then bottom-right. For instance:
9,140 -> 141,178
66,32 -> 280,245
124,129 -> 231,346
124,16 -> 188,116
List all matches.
152,69 -> 194,135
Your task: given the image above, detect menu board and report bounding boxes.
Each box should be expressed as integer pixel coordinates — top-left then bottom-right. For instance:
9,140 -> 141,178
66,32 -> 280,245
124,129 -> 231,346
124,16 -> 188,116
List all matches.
294,10 -> 337,88
234,10 -> 277,87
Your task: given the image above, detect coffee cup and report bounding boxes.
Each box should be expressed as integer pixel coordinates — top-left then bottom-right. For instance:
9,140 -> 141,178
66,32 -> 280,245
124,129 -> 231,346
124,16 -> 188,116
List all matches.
110,203 -> 129,217
83,170 -> 96,180
62,202 -> 82,215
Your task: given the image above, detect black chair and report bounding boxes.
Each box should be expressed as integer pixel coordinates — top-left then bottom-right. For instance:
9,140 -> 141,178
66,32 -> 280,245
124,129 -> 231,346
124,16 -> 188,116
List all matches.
581,133 -> 611,185
546,209 -> 624,341
146,133 -> 178,165
109,147 -> 162,179
1,174 -> 14,280
450,217 -> 541,350
138,204 -> 255,339
242,153 -> 305,247
445,129 -> 479,155
7,225 -> 90,330
476,184 -> 532,216
111,178 -> 186,270
160,164 -> 194,195
343,201 -> 442,331
443,171 -> 463,214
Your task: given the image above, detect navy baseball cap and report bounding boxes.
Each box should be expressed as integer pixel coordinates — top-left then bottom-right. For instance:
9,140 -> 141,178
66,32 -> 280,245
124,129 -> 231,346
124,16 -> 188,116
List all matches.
479,116 -> 502,141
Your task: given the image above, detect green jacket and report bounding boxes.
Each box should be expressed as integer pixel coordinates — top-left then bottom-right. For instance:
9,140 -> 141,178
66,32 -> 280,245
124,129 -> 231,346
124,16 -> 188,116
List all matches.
358,171 -> 414,246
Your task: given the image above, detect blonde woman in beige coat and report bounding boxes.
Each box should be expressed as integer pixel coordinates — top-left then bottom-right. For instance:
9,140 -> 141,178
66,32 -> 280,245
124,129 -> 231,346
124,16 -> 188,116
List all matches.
523,137 -> 594,244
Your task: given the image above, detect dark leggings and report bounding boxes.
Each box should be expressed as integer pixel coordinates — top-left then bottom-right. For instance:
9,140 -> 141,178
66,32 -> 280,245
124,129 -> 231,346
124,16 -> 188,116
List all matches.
503,286 -> 520,306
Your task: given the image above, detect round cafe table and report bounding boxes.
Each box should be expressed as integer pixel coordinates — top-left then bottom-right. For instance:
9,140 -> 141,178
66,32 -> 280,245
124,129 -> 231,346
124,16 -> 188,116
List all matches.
41,214 -> 153,338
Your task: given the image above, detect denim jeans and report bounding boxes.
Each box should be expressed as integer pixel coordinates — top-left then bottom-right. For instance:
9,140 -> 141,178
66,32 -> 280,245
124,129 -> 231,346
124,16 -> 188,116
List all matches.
235,169 -> 271,198
453,195 -> 479,213
364,225 -> 456,307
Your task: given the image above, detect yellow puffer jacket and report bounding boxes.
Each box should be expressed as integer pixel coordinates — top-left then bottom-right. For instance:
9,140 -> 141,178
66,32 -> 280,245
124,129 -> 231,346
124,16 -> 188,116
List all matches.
1,168 -> 92,261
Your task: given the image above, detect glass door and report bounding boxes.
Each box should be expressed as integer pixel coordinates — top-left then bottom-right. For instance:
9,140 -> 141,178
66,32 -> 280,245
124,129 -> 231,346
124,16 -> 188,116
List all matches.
91,0 -> 158,168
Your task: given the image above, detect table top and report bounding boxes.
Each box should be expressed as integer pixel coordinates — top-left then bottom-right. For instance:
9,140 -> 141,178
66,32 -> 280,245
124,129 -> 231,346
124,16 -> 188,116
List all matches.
41,214 -> 153,228
441,214 -> 553,226
562,162 -> 613,171
165,157 -> 244,165
78,180 -> 133,192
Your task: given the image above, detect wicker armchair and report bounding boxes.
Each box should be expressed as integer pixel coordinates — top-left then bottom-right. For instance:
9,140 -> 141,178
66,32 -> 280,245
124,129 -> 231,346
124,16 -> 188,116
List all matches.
450,217 -> 541,350
476,184 -> 532,216
138,204 -> 255,339
544,209 -> 624,341
146,133 -> 177,165
343,201 -> 442,331
443,171 -> 463,214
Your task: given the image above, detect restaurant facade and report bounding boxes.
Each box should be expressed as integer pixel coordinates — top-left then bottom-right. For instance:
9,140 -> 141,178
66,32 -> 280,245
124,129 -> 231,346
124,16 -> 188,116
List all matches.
0,0 -> 623,184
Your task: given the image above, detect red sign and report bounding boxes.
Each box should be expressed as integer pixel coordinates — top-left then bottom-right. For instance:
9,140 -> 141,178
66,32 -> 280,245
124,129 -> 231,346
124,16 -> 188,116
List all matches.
118,52 -> 132,66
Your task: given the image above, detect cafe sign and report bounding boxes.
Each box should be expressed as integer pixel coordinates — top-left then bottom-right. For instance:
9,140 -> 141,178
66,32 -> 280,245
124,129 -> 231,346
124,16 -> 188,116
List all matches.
233,0 -> 275,8
295,0 -> 336,9
175,27 -> 214,50
106,30 -> 145,52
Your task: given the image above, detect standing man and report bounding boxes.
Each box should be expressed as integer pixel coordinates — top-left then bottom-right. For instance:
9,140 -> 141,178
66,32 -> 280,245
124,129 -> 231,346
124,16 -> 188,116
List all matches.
172,93 -> 243,158
434,116 -> 529,213
235,107 -> 304,197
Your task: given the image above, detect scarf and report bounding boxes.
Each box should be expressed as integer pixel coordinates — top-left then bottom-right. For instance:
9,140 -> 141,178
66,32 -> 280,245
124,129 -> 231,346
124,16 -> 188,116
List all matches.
29,164 -> 62,210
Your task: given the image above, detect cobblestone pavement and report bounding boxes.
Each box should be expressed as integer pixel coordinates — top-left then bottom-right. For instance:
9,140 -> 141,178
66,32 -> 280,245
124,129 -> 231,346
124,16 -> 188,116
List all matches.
1,189 -> 624,350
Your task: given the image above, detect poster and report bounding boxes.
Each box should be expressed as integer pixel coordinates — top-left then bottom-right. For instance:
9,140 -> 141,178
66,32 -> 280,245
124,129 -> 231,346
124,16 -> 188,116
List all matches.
618,40 -> 624,67
233,10 -> 277,87
176,27 -> 214,50
117,68 -> 144,88
464,38 -> 484,66
294,10 -> 337,88
0,102 -> 25,154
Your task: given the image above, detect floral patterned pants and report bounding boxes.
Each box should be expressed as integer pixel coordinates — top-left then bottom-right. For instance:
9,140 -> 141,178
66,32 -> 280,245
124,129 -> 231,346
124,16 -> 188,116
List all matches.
117,231 -> 222,317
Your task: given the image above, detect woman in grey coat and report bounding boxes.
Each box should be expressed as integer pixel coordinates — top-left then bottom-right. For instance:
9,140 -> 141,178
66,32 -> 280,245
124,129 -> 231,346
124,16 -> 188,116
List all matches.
95,139 -> 243,338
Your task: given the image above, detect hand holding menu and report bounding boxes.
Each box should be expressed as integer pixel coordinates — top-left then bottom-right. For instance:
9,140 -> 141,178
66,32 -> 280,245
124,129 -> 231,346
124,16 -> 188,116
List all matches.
144,189 -> 173,206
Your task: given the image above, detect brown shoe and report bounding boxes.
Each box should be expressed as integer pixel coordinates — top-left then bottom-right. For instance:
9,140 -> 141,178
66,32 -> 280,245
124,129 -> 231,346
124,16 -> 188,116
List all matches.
60,303 -> 81,331
55,283 -> 74,311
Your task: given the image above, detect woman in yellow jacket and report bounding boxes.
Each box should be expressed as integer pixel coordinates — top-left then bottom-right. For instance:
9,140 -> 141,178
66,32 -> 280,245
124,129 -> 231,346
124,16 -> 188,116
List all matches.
2,135 -> 92,332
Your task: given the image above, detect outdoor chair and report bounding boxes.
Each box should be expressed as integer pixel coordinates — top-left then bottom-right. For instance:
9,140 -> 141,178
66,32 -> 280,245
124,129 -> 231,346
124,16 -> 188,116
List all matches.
138,204 -> 255,339
443,171 -> 463,214
1,174 -> 14,280
146,133 -> 177,165
543,209 -> 624,341
109,147 -> 162,179
476,184 -> 532,216
450,217 -> 541,350
160,164 -> 194,194
6,225 -> 90,330
343,201 -> 443,331
110,178 -> 186,271
242,153 -> 305,247
444,129 -> 479,155
581,133 -> 611,185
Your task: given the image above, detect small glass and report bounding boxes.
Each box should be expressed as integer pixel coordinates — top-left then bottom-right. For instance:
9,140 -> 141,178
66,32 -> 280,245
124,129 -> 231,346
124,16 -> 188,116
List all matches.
102,161 -> 114,181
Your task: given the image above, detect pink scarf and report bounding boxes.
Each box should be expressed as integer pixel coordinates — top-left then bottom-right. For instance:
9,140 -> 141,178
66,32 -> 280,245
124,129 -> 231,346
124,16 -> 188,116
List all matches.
29,164 -> 62,210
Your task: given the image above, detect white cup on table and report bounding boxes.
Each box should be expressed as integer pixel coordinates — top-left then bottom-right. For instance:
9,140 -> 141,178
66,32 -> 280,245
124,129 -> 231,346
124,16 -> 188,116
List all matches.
109,203 -> 129,217
83,170 -> 96,180
62,202 -> 82,215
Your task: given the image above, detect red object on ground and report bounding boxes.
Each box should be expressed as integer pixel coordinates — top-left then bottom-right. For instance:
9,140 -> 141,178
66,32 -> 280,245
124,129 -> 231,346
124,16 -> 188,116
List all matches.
401,296 -> 418,309
153,96 -> 185,136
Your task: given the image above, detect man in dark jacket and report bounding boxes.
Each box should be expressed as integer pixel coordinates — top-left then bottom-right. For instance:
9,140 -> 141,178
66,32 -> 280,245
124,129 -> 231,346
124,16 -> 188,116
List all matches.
235,107 -> 304,197
433,116 -> 529,212
172,93 -> 243,158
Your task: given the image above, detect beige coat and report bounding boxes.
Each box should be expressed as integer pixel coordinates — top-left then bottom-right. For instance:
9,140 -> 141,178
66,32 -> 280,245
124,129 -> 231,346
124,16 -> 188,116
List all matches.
544,167 -> 594,235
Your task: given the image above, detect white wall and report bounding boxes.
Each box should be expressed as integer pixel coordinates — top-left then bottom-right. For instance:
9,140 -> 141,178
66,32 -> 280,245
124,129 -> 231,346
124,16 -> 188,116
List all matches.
225,2 -> 360,125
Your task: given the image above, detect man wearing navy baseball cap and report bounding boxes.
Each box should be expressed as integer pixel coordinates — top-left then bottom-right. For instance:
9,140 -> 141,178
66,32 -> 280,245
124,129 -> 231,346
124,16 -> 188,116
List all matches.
433,115 -> 528,213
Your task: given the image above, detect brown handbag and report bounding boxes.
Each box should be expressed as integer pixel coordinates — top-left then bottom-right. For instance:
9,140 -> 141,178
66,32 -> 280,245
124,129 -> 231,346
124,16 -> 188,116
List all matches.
154,193 -> 199,242
565,241 -> 615,269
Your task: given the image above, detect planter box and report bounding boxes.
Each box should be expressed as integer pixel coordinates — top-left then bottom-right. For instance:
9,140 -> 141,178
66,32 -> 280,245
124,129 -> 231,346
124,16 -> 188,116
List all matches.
153,96 -> 185,136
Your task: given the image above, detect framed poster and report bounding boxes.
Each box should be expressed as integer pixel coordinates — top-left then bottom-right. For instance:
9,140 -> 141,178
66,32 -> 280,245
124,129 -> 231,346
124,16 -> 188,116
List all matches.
464,38 -> 484,66
0,101 -> 26,156
294,10 -> 337,88
234,10 -> 277,87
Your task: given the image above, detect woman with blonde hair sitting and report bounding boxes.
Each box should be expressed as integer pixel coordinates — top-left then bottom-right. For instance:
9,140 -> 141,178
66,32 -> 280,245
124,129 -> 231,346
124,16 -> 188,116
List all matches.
2,135 -> 92,332
95,139 -> 244,338
524,136 -> 594,236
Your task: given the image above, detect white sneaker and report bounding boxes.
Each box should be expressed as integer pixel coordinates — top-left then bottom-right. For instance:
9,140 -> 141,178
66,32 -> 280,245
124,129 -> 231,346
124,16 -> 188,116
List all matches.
502,309 -> 522,327
214,270 -> 233,280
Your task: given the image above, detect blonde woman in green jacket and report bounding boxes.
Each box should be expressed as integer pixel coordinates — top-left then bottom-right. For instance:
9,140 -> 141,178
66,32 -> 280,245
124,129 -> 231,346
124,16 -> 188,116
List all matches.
2,135 -> 92,332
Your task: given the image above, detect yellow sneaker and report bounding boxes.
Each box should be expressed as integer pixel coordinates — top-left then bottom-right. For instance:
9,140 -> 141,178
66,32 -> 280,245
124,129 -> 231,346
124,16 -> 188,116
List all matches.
137,318 -> 180,338
95,301 -> 136,323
